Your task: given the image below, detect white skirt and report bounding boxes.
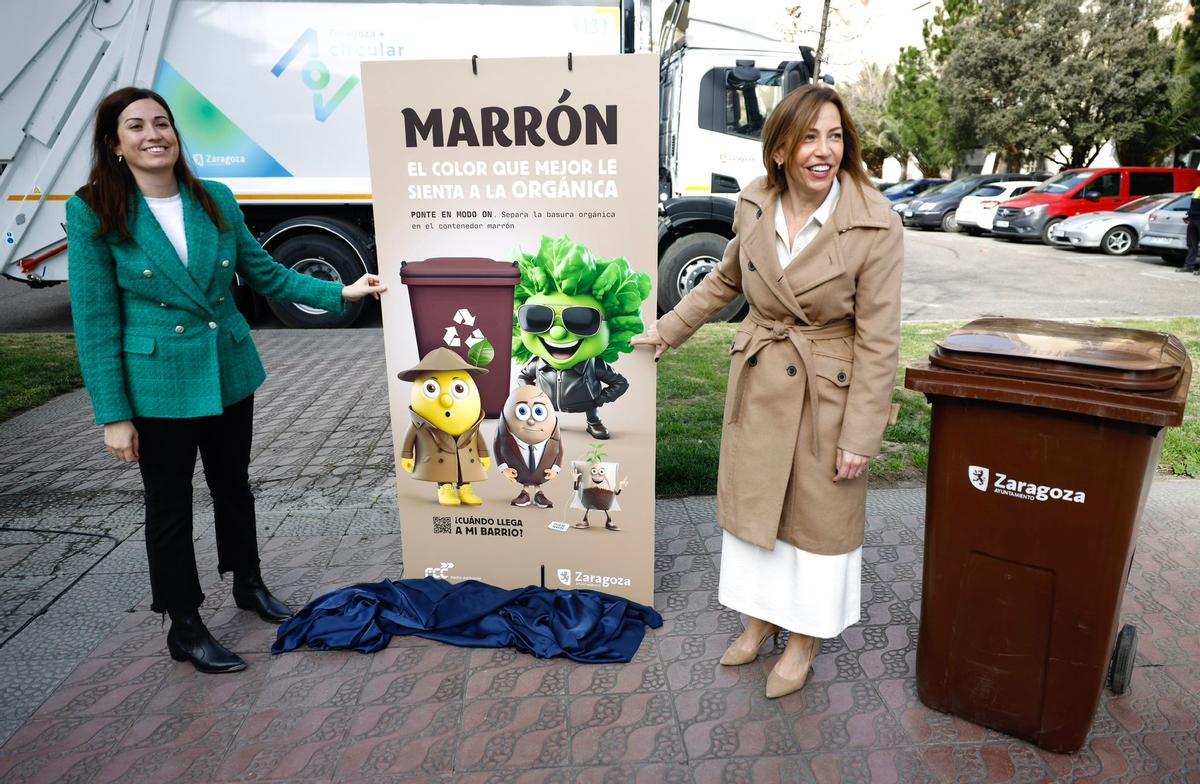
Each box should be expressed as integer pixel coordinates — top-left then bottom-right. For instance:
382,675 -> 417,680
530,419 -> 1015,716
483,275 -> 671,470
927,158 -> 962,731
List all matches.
718,530 -> 861,638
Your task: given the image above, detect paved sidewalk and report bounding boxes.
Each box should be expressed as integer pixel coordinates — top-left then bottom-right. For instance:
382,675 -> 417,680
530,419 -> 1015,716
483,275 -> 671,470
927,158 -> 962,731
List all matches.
0,330 -> 1198,783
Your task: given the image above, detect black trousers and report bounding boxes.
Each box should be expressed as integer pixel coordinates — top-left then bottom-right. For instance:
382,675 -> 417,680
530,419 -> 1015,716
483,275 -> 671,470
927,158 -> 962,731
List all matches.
134,394 -> 259,613
1185,219 -> 1200,271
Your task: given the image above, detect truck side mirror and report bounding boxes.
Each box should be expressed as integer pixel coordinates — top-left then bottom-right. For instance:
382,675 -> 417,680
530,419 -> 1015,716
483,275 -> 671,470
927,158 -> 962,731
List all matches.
1083,190 -> 1101,201
798,46 -> 816,79
728,59 -> 760,88
781,61 -> 809,92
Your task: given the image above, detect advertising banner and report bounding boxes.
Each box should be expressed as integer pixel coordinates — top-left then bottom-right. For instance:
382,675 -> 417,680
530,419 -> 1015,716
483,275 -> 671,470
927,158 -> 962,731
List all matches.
362,54 -> 658,603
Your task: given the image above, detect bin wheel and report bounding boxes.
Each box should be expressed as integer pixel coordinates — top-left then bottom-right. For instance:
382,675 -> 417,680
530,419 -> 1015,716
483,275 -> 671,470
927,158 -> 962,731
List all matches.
1108,624 -> 1137,694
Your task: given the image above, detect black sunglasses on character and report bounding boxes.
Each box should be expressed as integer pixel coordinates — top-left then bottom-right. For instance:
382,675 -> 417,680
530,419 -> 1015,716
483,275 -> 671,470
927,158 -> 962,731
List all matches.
517,303 -> 605,337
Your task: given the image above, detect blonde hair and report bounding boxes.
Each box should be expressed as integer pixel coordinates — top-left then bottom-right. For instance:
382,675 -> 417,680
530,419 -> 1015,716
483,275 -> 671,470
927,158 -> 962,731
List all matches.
760,84 -> 871,193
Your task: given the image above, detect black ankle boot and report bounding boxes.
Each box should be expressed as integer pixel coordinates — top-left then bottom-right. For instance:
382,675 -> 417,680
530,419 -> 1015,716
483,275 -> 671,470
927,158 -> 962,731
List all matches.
166,610 -> 246,674
232,571 -> 293,623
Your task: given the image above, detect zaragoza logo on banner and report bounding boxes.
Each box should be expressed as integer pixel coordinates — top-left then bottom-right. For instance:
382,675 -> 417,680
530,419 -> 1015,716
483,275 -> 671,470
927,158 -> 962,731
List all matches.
362,54 -> 659,603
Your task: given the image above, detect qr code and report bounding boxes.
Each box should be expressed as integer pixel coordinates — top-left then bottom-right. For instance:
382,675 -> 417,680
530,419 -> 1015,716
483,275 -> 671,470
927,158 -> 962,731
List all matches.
433,517 -> 451,534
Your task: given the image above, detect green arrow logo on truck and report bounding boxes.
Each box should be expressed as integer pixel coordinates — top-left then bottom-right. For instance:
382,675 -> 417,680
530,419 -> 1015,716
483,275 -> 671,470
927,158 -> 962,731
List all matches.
272,28 -> 362,122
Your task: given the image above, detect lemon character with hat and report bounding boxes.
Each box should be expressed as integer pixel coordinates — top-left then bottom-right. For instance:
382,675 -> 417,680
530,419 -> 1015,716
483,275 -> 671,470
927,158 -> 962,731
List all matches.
398,347 -> 491,506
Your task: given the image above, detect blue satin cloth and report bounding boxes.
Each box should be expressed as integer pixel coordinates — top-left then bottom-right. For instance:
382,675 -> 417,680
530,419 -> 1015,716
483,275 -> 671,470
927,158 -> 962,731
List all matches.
271,577 -> 663,663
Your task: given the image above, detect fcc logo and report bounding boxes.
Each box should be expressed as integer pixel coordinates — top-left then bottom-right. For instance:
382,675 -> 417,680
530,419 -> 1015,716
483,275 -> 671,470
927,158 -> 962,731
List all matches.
424,562 -> 454,579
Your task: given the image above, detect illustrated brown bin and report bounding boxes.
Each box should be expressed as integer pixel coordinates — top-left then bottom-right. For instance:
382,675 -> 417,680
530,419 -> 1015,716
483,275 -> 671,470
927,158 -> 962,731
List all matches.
400,257 -> 522,418
904,318 -> 1190,753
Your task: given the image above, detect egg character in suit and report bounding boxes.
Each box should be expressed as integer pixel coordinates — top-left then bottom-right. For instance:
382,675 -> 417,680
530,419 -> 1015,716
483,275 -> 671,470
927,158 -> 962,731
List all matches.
494,385 -> 563,508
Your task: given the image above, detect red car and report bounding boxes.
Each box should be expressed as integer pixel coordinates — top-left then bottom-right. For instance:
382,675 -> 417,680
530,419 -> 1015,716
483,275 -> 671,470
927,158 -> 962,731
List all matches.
990,167 -> 1200,245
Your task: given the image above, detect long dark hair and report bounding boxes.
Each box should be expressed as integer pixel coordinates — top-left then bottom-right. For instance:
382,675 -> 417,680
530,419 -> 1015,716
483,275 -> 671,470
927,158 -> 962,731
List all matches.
78,86 -> 225,241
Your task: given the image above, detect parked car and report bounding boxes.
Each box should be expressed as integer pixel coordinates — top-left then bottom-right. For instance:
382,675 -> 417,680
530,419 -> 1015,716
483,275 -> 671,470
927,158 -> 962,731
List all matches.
881,178 -> 948,202
1138,192 -> 1195,262
893,183 -> 950,214
957,181 -> 1043,235
1047,193 -> 1177,256
991,167 -> 1200,245
902,173 -> 1050,232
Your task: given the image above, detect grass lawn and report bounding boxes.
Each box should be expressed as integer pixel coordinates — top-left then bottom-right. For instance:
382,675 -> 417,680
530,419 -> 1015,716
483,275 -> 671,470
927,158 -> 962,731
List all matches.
7,323 -> 1200,493
0,334 -> 82,423
657,318 -> 1200,496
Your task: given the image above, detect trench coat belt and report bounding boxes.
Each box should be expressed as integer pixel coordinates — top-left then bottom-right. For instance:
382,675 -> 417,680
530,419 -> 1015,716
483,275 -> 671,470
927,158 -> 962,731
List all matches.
732,314 -> 856,457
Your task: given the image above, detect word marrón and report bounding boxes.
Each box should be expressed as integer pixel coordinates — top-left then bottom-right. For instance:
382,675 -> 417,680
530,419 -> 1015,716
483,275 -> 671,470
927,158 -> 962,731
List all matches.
402,90 -> 617,148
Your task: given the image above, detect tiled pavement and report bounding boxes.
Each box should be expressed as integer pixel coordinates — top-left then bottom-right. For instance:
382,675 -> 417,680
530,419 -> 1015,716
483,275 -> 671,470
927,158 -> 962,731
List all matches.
1,330 -> 1199,783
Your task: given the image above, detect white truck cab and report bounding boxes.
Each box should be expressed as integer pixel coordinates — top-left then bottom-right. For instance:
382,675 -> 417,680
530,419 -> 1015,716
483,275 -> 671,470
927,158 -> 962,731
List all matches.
656,0 -> 821,320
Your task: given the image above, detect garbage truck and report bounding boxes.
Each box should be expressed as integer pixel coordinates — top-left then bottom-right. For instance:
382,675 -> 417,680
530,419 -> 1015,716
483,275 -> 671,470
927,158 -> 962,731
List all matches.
2,0 -> 821,326
656,0 -> 825,321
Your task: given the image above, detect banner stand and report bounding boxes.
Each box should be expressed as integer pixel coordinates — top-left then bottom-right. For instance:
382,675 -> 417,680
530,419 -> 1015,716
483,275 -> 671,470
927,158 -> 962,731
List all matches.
363,53 -> 659,604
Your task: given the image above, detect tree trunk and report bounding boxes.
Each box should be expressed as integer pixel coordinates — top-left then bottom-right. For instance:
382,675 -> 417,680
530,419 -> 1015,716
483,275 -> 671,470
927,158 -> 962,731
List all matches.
1004,145 -> 1023,173
814,0 -> 833,80
1069,143 -> 1091,168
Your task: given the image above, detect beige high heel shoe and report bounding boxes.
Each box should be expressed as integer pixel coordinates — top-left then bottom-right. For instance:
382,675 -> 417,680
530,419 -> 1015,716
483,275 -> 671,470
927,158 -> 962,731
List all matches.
765,634 -> 821,699
719,623 -> 782,666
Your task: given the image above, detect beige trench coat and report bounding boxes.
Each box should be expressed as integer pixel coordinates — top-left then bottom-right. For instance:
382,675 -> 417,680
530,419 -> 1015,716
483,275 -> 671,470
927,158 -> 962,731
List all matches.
657,173 -> 903,555
401,409 -> 490,485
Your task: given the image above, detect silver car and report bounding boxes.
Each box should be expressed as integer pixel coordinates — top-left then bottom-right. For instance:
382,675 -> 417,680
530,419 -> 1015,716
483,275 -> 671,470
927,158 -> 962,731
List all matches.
1047,193 -> 1176,256
1139,192 -> 1194,260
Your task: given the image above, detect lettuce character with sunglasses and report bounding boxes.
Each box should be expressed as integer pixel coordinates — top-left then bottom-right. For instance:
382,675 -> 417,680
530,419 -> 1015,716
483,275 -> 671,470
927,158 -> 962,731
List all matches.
513,235 -> 652,440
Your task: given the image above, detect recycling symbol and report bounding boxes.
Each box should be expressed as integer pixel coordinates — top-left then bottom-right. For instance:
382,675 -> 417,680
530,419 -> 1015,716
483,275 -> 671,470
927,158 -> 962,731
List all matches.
442,308 -> 486,348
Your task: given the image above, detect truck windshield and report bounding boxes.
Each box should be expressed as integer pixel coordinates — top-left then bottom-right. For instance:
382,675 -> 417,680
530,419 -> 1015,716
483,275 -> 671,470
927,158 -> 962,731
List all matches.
724,68 -> 786,140
1033,171 -> 1094,194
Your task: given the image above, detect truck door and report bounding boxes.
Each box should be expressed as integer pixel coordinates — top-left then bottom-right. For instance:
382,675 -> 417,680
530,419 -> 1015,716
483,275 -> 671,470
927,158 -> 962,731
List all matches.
692,60 -> 796,194
659,55 -> 682,200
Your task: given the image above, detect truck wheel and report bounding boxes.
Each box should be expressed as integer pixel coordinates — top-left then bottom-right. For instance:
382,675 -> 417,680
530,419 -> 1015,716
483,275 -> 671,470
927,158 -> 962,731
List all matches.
1040,218 -> 1064,246
658,232 -> 745,322
1101,226 -> 1136,256
1107,623 -> 1137,694
940,210 -> 959,233
266,235 -> 364,328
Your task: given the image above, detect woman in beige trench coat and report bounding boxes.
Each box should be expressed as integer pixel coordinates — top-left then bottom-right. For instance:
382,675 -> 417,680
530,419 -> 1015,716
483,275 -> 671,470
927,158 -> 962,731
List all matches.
634,85 -> 902,699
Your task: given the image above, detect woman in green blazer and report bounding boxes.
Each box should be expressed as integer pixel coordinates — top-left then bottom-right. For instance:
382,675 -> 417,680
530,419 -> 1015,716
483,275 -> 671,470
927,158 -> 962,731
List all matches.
68,87 -> 385,674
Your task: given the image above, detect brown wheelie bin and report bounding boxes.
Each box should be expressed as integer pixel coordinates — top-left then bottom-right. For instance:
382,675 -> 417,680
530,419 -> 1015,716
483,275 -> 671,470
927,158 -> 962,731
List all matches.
400,257 -> 522,418
904,318 -> 1189,753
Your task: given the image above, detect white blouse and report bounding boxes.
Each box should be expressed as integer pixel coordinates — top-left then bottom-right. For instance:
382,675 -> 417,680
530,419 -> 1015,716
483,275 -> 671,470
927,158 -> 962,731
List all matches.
144,193 -> 189,268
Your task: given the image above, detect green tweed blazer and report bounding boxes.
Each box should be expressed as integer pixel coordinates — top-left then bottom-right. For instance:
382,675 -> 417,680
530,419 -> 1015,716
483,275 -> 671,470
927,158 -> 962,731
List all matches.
67,180 -> 344,425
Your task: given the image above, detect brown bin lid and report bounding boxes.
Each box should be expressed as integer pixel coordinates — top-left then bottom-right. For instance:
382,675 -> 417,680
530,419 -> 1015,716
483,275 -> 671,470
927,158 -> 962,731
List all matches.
906,318 -> 1191,427
931,318 -> 1186,391
400,257 -> 521,285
